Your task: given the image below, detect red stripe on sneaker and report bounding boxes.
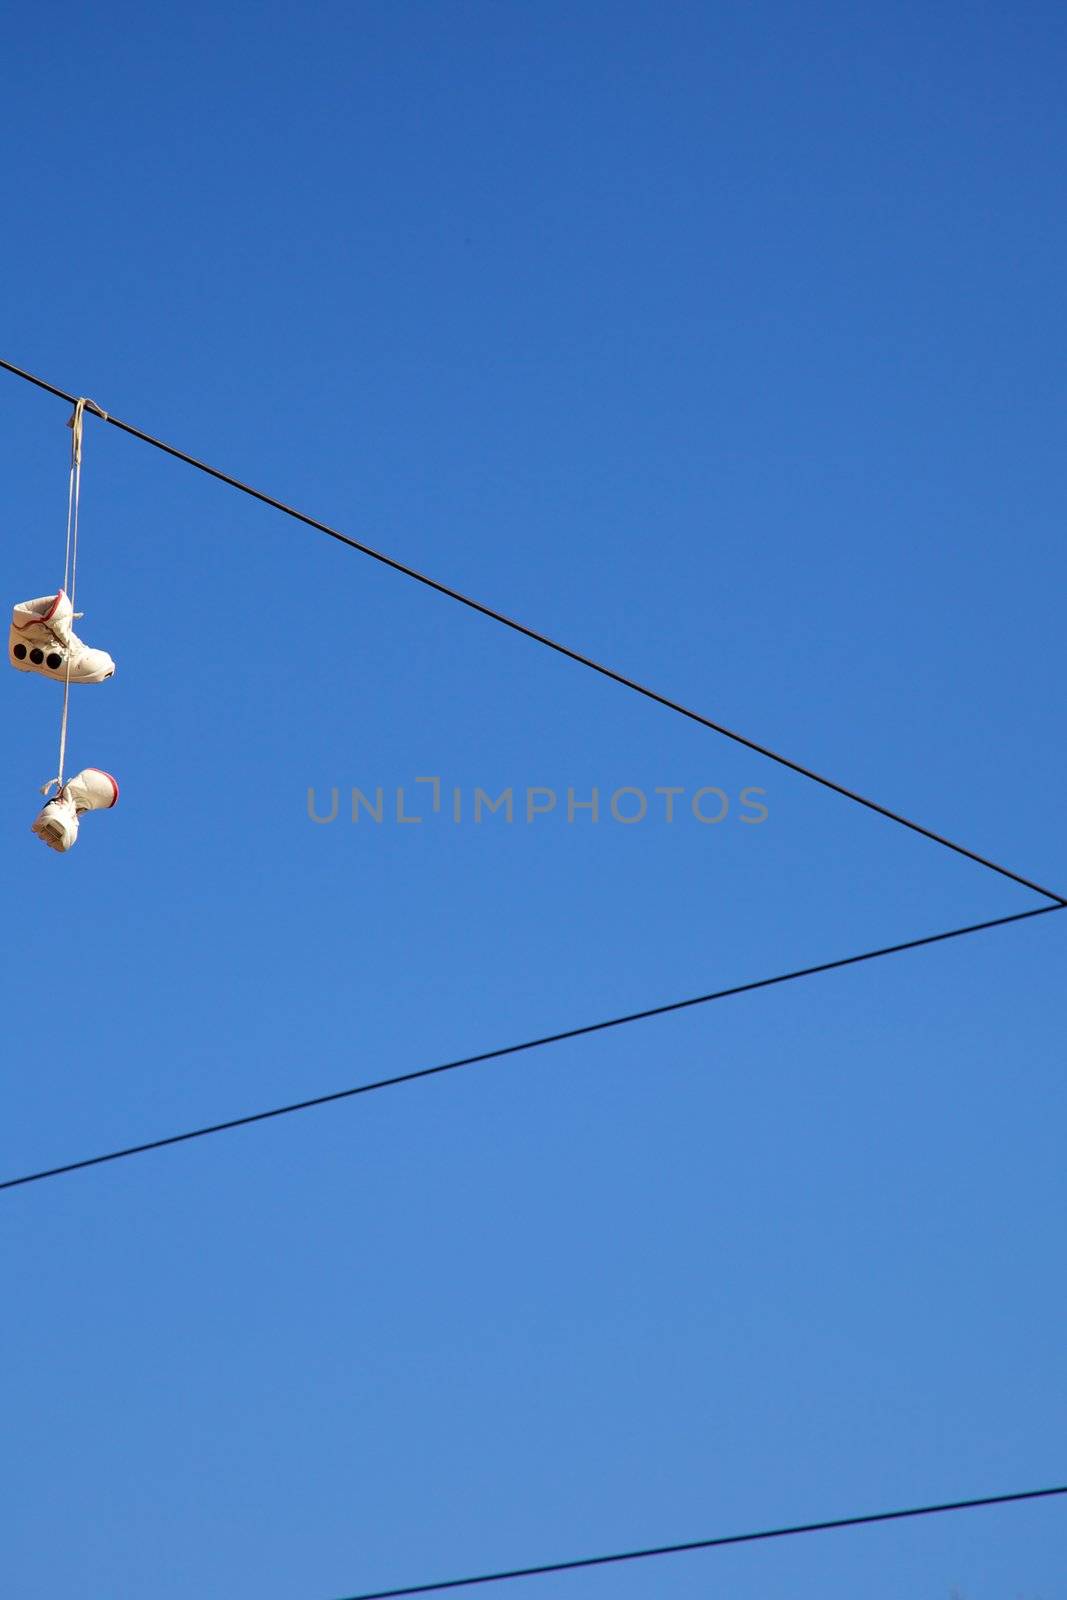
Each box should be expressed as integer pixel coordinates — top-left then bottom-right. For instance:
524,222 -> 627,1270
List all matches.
15,591 -> 66,631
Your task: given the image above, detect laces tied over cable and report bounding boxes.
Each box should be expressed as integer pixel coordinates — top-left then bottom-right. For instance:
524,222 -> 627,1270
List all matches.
66,396 -> 108,466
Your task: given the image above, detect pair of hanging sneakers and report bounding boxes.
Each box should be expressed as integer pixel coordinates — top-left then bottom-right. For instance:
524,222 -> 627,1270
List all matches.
9,591 -> 119,852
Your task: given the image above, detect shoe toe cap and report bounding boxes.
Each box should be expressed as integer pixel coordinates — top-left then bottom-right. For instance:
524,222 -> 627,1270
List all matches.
76,650 -> 116,683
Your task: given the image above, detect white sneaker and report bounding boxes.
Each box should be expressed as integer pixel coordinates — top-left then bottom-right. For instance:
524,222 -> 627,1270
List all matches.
32,768 -> 119,852
9,591 -> 115,684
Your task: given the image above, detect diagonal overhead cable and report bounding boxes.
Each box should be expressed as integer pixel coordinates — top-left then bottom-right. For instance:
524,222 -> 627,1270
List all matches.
0,904 -> 1059,1195
332,1482 -> 1067,1599
0,356 -> 1062,907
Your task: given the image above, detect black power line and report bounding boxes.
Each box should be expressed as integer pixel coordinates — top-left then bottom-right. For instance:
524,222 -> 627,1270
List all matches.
1,904 -> 1058,1195
336,1483 -> 1067,1599
0,355 -> 1062,908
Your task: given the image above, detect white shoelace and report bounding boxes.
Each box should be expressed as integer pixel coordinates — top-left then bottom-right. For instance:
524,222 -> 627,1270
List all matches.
41,397 -> 107,798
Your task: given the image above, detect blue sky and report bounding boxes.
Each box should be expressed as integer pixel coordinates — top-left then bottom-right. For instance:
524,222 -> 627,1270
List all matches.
2,2 -> 1065,1596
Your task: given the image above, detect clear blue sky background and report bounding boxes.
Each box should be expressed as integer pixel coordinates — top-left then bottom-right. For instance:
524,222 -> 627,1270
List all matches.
2,3 -> 1065,1596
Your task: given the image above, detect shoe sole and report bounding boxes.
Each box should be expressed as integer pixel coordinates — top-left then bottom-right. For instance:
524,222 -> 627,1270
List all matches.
9,656 -> 115,686
32,822 -> 70,851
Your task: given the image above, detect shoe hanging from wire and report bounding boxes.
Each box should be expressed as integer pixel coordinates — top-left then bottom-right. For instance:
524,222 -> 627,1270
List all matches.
6,397 -> 120,852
